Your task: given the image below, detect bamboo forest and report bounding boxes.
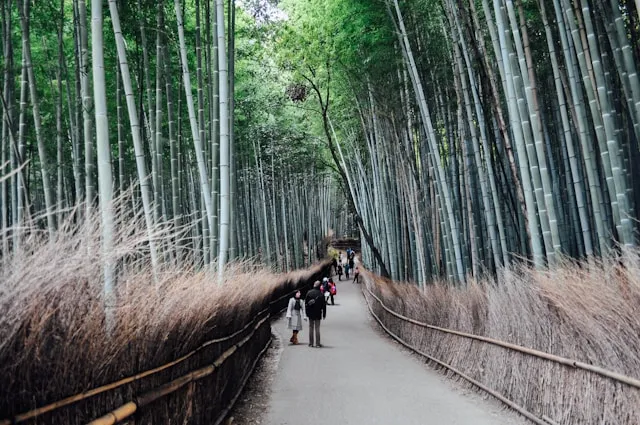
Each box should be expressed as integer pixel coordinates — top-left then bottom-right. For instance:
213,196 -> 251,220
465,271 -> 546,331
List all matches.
1,0 -> 640,424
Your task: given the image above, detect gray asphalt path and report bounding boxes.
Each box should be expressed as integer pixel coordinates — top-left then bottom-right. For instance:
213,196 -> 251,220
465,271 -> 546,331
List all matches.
265,275 -> 525,425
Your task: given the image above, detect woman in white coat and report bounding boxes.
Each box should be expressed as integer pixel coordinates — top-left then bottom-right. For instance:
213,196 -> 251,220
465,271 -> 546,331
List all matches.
286,290 -> 306,345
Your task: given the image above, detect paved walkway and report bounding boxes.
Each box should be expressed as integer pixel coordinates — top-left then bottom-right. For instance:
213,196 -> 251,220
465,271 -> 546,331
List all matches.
265,275 -> 525,425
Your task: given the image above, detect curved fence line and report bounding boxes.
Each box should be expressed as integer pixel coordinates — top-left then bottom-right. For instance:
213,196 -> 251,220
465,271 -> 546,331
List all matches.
212,337 -> 273,425
86,314 -> 271,425
361,285 -> 549,425
363,280 -> 640,390
2,307 -> 271,425
1,269 -> 324,425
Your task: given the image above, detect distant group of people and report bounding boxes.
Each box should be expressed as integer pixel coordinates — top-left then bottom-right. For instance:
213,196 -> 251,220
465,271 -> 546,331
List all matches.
285,248 -> 360,347
331,248 -> 359,282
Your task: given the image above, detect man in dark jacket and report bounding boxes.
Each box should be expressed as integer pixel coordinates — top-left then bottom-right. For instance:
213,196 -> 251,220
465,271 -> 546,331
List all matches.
305,280 -> 327,347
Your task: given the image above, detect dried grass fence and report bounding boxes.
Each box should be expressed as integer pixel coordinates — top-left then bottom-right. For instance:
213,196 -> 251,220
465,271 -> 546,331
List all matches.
361,255 -> 640,425
0,203 -> 331,425
0,262 -> 329,425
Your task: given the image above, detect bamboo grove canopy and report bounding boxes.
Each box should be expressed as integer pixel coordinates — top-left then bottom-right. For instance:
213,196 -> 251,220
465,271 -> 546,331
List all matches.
0,0 -> 640,286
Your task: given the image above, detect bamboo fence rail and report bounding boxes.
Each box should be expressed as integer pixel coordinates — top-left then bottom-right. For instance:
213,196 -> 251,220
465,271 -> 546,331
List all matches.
362,279 -> 640,389
361,284 -> 550,425
361,273 -> 640,424
86,315 -> 271,425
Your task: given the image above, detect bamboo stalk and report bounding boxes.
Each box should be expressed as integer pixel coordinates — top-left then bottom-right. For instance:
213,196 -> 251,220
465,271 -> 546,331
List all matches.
86,403 -> 136,425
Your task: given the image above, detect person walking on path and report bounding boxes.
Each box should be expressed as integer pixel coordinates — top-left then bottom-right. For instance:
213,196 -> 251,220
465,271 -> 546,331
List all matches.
353,266 -> 360,283
305,281 -> 327,347
336,263 -> 343,281
345,262 -> 350,279
321,277 -> 331,305
286,290 -> 306,345
348,250 -> 355,271
328,278 -> 337,305
331,256 -> 338,275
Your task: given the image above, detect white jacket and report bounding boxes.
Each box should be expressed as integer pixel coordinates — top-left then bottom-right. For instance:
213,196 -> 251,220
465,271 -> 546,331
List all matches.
286,297 -> 306,319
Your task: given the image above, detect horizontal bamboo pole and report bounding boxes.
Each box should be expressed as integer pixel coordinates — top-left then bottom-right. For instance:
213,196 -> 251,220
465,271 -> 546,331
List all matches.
363,278 -> 640,390
86,312 -> 272,425
8,308 -> 270,424
86,403 -> 137,425
212,337 -> 274,425
361,286 -> 550,425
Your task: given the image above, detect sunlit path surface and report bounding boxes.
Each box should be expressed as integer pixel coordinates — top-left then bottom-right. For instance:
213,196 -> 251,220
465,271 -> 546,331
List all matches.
264,276 -> 524,425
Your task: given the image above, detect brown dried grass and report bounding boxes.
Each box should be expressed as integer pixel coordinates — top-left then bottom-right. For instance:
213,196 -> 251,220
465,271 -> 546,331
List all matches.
364,254 -> 640,424
0,201 -> 329,423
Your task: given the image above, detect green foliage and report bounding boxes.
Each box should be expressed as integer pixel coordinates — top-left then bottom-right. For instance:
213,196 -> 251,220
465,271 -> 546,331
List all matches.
233,6 -> 329,175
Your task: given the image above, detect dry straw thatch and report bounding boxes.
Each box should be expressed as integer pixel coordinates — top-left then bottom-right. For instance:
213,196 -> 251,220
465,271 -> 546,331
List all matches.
0,202 -> 330,424
364,255 -> 640,424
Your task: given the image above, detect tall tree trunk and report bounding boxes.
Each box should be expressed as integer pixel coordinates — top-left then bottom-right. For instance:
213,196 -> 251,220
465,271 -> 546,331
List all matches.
77,0 -> 94,212
228,0 -> 237,261
92,0 -> 116,331
164,45 -> 181,231
208,0 -> 220,261
138,0 -> 160,223
18,0 -> 55,232
175,0 -> 215,264
56,1 -> 65,222
155,2 -> 165,222
108,0 -> 159,274
216,0 -> 231,278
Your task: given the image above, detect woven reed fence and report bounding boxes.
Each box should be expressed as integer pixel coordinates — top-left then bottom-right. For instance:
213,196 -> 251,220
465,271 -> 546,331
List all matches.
0,261 -> 331,425
362,269 -> 640,425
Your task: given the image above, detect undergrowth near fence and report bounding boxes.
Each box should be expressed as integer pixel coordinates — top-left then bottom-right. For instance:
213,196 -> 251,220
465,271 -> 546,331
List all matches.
0,200 -> 329,424
364,254 -> 640,424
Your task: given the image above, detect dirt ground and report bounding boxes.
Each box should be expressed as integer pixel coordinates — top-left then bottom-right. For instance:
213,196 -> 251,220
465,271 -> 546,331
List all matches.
226,326 -> 283,425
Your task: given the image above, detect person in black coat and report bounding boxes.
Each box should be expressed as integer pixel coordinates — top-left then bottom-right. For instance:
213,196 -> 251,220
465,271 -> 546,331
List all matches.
305,281 -> 327,347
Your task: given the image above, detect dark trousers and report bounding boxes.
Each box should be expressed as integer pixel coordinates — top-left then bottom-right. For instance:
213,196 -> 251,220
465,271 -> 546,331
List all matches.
309,319 -> 321,346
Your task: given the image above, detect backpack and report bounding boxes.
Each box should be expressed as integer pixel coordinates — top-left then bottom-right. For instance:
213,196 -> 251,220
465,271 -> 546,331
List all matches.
329,284 -> 337,295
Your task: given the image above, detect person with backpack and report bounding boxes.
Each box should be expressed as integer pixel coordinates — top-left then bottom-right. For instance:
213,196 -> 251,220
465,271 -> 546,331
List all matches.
328,278 -> 337,305
285,290 -> 306,345
321,277 -> 331,305
305,281 -> 327,347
